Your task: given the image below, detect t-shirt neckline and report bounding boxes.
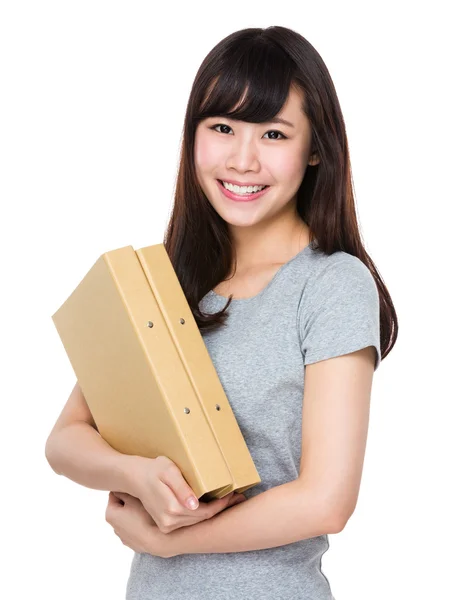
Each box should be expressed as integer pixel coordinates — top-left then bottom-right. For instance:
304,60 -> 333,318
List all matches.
208,240 -> 316,303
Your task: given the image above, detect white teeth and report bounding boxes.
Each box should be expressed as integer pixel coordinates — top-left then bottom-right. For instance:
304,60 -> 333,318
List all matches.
222,181 -> 267,194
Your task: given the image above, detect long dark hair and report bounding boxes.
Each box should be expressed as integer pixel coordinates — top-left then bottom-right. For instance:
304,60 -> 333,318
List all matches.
163,26 -> 397,363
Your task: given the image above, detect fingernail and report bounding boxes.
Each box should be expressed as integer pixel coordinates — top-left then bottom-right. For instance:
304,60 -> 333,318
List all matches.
187,496 -> 199,509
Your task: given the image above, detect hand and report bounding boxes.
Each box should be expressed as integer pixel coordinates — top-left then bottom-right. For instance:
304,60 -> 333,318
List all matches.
127,455 -> 247,534
105,491 -> 169,557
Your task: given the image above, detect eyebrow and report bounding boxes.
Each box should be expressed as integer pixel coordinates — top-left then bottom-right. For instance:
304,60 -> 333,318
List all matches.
265,117 -> 295,128
211,115 -> 295,128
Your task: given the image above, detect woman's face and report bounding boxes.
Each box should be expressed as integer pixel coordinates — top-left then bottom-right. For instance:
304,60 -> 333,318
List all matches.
194,85 -> 318,229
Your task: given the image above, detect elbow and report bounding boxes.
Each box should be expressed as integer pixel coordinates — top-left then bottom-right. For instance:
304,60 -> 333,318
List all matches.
327,512 -> 349,534
298,479 -> 351,535
326,504 -> 356,534
315,495 -> 355,534
45,435 -> 61,475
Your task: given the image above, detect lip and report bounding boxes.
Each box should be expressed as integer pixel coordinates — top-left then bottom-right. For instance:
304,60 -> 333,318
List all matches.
216,179 -> 271,203
220,178 -> 268,187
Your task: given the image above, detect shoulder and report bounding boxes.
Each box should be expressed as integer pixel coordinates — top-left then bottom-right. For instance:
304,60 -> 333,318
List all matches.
297,249 -> 382,371
304,247 -> 373,282
297,249 -> 379,323
326,253 -> 376,299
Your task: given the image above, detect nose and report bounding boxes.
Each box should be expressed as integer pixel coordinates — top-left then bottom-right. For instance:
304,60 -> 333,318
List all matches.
225,138 -> 261,174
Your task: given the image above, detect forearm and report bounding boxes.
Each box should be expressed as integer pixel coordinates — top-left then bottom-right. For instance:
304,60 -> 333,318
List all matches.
164,478 -> 336,557
45,422 -> 138,494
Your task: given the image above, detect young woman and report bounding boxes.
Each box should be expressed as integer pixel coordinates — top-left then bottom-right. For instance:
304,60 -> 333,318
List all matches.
46,25 -> 397,600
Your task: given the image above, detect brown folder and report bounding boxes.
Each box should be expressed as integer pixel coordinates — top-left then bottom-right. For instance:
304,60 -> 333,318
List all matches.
51,243 -> 261,501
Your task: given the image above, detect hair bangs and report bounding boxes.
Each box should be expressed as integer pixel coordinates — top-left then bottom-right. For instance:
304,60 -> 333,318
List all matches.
196,42 -> 295,125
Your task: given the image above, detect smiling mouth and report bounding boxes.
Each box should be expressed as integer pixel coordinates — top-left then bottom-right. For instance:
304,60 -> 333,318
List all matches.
218,180 -> 270,189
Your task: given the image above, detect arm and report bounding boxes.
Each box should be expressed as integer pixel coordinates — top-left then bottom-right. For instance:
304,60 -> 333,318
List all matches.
46,420 -> 139,493
45,380 -> 139,494
161,477 -> 339,557
161,346 -> 375,558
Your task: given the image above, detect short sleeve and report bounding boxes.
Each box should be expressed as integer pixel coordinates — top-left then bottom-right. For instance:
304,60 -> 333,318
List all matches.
298,256 -> 381,371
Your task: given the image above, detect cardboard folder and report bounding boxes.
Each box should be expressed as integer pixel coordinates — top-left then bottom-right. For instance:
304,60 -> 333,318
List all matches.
51,243 -> 261,501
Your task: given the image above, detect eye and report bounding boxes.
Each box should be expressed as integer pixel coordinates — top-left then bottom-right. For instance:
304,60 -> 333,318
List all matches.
209,123 -> 287,140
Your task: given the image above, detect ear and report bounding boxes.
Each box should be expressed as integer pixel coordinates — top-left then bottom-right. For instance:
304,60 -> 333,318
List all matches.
308,152 -> 320,166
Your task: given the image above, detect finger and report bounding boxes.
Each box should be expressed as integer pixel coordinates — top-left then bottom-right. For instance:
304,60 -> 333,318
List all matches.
205,492 -> 235,514
234,493 -> 247,501
158,462 -> 201,511
113,491 -> 139,506
108,491 -> 120,505
112,491 -> 131,501
221,492 -> 246,507
109,491 -> 125,506
229,495 -> 247,506
198,492 -> 231,508
212,492 -> 234,502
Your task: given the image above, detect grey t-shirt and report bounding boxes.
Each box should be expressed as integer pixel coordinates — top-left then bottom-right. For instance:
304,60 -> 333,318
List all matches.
126,240 -> 381,600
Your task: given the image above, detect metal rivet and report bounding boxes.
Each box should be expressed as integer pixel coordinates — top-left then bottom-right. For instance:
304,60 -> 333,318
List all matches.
147,321 -> 154,328
180,318 -> 185,324
215,404 -> 221,411
184,407 -> 190,414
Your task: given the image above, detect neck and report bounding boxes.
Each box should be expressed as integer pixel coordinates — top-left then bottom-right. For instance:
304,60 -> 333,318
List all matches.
228,210 -> 312,274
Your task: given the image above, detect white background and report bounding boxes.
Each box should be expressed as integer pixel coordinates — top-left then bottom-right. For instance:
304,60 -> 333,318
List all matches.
1,1 -> 462,599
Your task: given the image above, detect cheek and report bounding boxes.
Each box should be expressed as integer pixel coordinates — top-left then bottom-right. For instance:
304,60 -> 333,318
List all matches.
271,148 -> 307,181
195,133 -> 219,173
